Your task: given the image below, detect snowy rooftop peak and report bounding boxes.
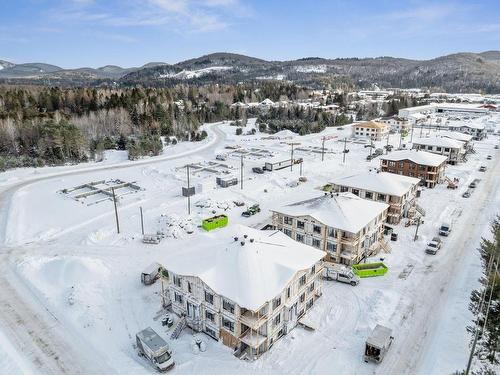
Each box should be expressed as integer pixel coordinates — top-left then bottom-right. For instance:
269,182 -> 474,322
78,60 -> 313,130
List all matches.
163,225 -> 325,311
380,150 -> 448,166
273,192 -> 388,233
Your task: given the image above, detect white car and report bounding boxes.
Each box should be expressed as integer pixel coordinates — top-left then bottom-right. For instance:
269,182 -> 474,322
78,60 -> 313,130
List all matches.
425,237 -> 442,255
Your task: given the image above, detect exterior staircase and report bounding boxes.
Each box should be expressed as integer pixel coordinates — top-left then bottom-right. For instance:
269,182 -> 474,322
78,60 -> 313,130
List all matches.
170,316 -> 187,340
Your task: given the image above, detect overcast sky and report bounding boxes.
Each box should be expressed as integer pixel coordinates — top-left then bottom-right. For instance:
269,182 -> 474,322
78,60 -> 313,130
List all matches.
1,0 -> 499,68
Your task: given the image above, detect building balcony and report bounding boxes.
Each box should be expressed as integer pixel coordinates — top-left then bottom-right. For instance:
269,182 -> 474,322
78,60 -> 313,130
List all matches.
239,309 -> 268,329
239,329 -> 267,349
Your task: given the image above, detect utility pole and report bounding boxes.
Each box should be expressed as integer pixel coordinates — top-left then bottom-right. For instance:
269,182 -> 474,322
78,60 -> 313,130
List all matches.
140,206 -> 145,235
240,155 -> 244,190
186,165 -> 191,215
411,124 -> 414,142
112,187 -> 120,234
386,134 -> 389,154
399,132 -> 403,149
290,143 -> 294,172
413,216 -> 421,241
342,138 -> 348,164
299,160 -> 303,176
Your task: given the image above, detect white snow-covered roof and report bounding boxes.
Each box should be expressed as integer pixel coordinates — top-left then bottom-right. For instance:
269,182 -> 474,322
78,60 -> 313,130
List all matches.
272,192 -> 388,233
330,171 -> 420,197
163,225 -> 325,311
412,137 -> 464,149
381,150 -> 447,167
448,122 -> 485,130
438,131 -> 473,142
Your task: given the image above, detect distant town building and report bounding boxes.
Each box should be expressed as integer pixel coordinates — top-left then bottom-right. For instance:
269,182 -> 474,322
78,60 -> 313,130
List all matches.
380,150 -> 448,188
411,137 -> 466,165
352,121 -> 389,141
330,171 -> 420,224
378,116 -> 411,133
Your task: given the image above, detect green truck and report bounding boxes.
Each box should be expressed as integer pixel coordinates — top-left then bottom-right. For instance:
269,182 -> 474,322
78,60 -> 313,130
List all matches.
202,214 -> 228,231
352,262 -> 388,278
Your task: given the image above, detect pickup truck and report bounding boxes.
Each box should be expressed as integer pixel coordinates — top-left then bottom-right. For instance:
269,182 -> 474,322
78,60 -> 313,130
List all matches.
425,237 -> 442,255
323,265 -> 360,286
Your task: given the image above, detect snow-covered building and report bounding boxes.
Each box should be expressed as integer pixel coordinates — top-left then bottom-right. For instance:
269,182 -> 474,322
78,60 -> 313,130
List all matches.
271,193 -> 389,265
330,171 -> 420,224
352,121 -> 389,141
162,225 -> 325,360
380,150 -> 448,188
398,105 -> 436,121
447,123 -> 487,140
438,131 -> 473,149
411,137 -> 466,165
378,116 -> 411,133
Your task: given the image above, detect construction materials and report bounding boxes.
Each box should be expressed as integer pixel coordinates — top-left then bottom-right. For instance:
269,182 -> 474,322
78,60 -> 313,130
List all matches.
352,262 -> 388,278
202,215 -> 228,231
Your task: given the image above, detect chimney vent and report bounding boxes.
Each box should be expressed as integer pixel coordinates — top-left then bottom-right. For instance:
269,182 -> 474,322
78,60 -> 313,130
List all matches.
234,237 -> 238,241
250,238 -> 255,243
244,234 -> 248,239
241,241 -> 245,246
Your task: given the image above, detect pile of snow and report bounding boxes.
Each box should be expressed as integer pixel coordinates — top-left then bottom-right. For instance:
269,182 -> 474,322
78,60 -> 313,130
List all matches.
194,198 -> 234,212
101,150 -> 128,164
273,129 -> 297,138
157,214 -> 195,239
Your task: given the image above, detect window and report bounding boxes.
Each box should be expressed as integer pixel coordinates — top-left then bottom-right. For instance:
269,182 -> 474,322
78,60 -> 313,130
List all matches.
309,282 -> 315,292
328,227 -> 337,237
444,148 -> 450,152
352,189 -> 359,196
272,297 -> 282,310
221,317 -> 234,333
204,327 -> 217,339
273,314 -> 281,327
296,220 -> 305,230
327,242 -> 337,253
173,276 -> 181,287
306,299 -> 314,310
205,291 -> 214,305
340,186 -> 349,192
312,238 -> 321,248
436,147 -> 442,152
284,216 -> 293,225
365,191 -> 373,199
300,293 -> 305,303
296,233 -> 305,243
299,275 -> 306,287
378,194 -> 386,202
223,299 -> 235,314
286,287 -> 291,299
174,292 -> 183,304
205,310 -> 215,322
283,228 -> 292,237
187,282 -> 192,293
313,225 -> 321,234
389,161 -> 396,167
311,265 -> 316,274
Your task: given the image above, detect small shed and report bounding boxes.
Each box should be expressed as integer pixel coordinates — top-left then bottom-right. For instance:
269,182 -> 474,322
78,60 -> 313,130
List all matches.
216,176 -> 238,188
141,262 -> 161,285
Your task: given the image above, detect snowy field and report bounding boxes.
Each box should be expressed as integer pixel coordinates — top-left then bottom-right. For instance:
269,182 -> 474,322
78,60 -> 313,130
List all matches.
0,116 -> 499,375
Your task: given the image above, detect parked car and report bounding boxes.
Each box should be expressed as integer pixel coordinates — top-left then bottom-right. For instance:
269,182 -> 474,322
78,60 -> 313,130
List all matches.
136,327 -> 175,372
486,155 -> 492,160
439,222 -> 452,236
495,145 -> 499,149
323,265 -> 360,286
469,181 -> 477,188
366,154 -> 374,161
479,166 -> 487,172
216,153 -> 227,161
462,191 -> 471,198
426,237 -> 442,255
252,167 -> 264,174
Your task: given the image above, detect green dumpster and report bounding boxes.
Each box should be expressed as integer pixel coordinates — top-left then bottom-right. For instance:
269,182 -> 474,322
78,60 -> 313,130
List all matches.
352,262 -> 388,278
202,214 -> 228,231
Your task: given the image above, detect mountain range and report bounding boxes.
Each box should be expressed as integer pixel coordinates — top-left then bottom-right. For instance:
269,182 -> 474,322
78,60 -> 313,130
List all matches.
1,51 -> 500,93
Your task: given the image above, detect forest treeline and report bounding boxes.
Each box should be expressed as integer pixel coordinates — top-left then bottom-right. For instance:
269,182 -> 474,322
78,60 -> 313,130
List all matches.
0,82 -> 331,170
